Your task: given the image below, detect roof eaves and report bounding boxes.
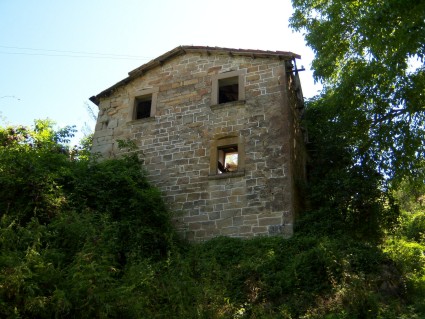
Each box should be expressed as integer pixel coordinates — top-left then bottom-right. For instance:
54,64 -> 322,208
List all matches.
181,46 -> 301,60
91,45 -> 301,102
91,75 -> 134,100
92,46 -> 188,101
128,46 -> 187,77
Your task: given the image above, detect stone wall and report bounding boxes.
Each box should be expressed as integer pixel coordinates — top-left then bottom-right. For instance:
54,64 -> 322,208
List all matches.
92,51 -> 303,240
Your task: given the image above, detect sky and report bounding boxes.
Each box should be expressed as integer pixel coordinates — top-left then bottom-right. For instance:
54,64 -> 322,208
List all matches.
0,0 -> 320,143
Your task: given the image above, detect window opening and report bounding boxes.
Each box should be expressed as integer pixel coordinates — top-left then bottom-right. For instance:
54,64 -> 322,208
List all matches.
135,95 -> 152,119
218,76 -> 238,104
217,145 -> 238,173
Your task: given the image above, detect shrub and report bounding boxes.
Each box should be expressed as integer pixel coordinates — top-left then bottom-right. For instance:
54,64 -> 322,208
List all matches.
0,121 -> 177,317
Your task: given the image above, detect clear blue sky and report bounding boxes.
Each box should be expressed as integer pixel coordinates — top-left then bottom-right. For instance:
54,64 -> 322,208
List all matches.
0,0 -> 320,143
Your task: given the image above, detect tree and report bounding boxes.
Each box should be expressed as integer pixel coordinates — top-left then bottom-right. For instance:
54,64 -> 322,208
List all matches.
0,120 -> 77,224
290,0 -> 425,182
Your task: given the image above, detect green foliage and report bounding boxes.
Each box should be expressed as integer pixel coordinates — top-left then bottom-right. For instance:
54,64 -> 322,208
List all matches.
302,97 -> 399,239
1,116 -> 423,318
286,3 -> 425,315
384,211 -> 425,314
287,0 -> 424,238
69,155 -> 174,260
2,3 -> 424,317
0,121 -> 177,318
110,233 -> 421,319
0,120 -> 75,224
290,0 -> 425,181
393,177 -> 425,212
70,132 -> 93,161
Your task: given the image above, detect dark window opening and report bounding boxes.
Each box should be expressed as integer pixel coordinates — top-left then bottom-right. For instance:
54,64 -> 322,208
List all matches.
218,76 -> 238,104
218,145 -> 238,173
135,96 -> 152,119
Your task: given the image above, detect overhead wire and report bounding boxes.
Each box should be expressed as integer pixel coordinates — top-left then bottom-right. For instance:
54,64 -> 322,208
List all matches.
0,45 -> 153,61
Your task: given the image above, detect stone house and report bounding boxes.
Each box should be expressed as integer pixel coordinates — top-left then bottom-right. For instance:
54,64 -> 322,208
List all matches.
89,46 -> 306,240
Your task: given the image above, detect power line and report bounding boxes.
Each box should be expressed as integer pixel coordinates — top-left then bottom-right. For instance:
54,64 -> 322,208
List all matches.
0,45 -> 153,60
0,51 -> 150,60
0,45 -> 152,58
1,96 -> 20,100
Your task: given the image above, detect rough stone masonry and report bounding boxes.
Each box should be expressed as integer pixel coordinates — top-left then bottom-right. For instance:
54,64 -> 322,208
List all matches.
90,46 -> 306,241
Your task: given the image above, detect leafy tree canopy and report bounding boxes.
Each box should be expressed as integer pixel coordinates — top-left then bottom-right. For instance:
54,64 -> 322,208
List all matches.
290,0 -> 425,181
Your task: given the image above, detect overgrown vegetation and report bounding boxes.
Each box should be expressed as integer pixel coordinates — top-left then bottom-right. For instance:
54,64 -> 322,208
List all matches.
1,1 -> 424,316
0,121 -> 177,317
0,120 -> 424,318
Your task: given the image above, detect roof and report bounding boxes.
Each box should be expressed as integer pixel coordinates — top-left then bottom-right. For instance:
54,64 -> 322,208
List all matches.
90,45 -> 301,105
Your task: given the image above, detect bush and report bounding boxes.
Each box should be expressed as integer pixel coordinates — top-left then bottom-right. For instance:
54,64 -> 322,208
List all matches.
384,211 -> 425,313
1,120 -> 423,318
0,121 -> 177,318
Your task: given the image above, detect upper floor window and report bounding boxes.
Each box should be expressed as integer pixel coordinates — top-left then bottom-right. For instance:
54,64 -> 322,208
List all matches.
211,70 -> 246,106
129,87 -> 159,122
218,76 -> 239,104
135,95 -> 152,119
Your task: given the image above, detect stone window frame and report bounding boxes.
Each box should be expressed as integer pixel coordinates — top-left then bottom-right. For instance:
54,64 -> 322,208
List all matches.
128,87 -> 159,122
211,69 -> 246,106
209,134 -> 245,179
